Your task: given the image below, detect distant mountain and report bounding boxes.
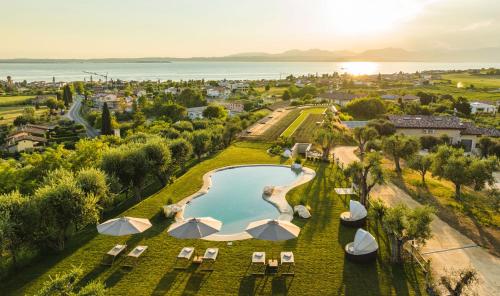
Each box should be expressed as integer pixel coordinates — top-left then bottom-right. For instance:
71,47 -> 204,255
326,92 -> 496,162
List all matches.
2,47 -> 500,63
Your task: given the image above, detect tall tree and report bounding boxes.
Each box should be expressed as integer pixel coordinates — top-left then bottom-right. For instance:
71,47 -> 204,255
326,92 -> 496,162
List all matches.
101,102 -> 113,135
407,154 -> 433,185
346,152 -> 385,206
191,130 -> 211,160
62,84 -> 73,107
353,126 -> 379,160
382,135 -> 420,173
169,138 -> 193,170
383,204 -> 434,263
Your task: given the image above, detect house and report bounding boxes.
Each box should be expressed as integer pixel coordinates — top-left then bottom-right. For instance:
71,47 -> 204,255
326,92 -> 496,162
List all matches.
470,102 -> 497,114
187,106 -> 207,120
223,102 -> 245,115
92,94 -> 122,112
230,82 -> 249,93
207,87 -> 231,99
2,124 -> 51,153
4,132 -> 47,153
388,115 -> 500,154
318,91 -> 365,106
164,87 -> 179,95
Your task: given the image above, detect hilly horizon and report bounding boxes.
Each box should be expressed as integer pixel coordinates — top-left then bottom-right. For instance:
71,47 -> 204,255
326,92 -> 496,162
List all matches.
2,47 -> 500,63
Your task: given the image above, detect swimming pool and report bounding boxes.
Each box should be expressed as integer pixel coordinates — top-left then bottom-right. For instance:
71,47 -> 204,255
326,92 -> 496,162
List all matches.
182,165 -> 307,236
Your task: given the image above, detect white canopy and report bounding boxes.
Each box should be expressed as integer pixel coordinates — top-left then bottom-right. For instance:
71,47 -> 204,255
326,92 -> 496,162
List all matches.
97,217 -> 152,236
245,219 -> 300,241
352,229 -> 378,253
294,205 -> 311,219
282,149 -> 292,158
349,200 -> 367,220
167,217 -> 222,239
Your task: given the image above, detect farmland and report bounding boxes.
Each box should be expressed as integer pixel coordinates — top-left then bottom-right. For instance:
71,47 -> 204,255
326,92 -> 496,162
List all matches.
0,95 -> 34,107
281,107 -> 326,137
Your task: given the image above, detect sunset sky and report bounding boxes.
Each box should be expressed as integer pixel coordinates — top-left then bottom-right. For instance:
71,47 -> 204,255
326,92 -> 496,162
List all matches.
1,0 -> 499,58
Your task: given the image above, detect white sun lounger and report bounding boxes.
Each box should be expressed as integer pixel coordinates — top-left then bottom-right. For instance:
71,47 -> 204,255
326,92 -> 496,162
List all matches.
200,248 -> 219,271
121,245 -> 148,268
174,247 -> 195,269
102,244 -> 127,266
250,252 -> 266,275
280,251 -> 295,275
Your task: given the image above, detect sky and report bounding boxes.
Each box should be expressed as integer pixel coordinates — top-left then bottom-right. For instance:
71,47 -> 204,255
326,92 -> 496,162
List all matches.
1,0 -> 499,58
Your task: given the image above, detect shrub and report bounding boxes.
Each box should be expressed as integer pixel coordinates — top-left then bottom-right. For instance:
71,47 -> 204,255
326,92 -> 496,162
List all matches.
345,97 -> 386,120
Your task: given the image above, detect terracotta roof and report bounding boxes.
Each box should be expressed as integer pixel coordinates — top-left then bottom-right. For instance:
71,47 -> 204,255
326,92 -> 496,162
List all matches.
389,115 -> 465,130
461,122 -> 500,137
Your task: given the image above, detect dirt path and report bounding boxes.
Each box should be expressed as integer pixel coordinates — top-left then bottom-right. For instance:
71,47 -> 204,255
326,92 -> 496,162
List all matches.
245,108 -> 291,136
333,146 -> 500,296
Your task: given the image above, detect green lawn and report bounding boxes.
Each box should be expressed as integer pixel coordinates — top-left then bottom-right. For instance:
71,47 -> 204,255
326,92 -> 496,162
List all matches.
0,96 -> 34,107
0,106 -> 48,124
281,108 -> 326,137
2,141 -> 425,295
442,73 -> 500,89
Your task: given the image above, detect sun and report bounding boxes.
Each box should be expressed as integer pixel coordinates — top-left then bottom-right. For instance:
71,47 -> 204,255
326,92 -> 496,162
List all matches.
320,0 -> 426,35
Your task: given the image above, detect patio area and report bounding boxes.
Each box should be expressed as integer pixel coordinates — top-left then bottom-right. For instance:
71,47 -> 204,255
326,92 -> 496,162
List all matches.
1,142 -> 425,295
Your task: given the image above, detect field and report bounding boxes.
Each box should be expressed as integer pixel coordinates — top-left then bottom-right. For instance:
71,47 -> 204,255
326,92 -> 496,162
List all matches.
0,106 -> 48,125
255,86 -> 289,96
0,95 -> 34,107
258,108 -> 301,141
1,141 -> 425,295
291,113 -> 324,142
281,107 -> 326,137
442,73 -> 500,89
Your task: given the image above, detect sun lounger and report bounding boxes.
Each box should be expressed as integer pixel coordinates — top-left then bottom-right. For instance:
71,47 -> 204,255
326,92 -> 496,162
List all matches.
280,251 -> 295,275
174,247 -> 195,269
250,252 -> 266,275
121,245 -> 148,268
200,248 -> 218,271
101,244 -> 127,266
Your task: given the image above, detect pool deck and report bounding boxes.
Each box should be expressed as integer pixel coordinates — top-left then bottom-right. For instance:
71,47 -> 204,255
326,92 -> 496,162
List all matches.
175,164 -> 316,241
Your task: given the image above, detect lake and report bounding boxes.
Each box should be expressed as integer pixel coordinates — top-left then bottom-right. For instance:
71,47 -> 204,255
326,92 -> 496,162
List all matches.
1,61 -> 500,82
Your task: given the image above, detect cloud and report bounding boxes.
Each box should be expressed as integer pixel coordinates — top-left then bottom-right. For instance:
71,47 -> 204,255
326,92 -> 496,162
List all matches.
460,20 -> 494,31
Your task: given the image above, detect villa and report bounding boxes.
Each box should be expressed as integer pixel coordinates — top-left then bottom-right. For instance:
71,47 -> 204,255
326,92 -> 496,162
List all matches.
2,124 -> 51,153
470,101 -> 497,114
187,106 -> 208,119
388,114 -> 500,153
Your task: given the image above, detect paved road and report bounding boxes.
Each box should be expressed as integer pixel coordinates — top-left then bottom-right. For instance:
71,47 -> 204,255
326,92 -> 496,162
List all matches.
66,96 -> 99,138
334,146 -> 500,296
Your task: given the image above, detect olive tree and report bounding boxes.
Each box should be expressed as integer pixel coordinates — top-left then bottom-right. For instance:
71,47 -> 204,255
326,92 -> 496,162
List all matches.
383,204 -> 434,263
35,266 -> 106,296
346,152 -> 385,206
407,154 -> 433,185
0,191 -> 39,267
382,134 -> 420,173
438,268 -> 479,296
352,126 -> 379,160
191,130 -> 211,160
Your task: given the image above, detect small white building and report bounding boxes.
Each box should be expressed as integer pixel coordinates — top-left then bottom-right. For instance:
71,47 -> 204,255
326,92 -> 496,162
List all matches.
164,87 -> 179,95
187,106 -> 207,120
470,102 -> 497,114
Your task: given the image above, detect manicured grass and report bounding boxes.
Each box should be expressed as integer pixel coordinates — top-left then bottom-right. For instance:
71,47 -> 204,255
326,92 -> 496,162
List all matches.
258,109 -> 301,141
291,113 -> 324,142
2,141 -> 425,295
0,106 -> 48,124
281,108 -> 326,137
442,73 -> 500,89
255,86 -> 289,96
0,96 -> 34,107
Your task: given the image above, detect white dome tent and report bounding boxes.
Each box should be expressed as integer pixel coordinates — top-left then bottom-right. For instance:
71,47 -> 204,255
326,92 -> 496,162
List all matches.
293,205 -> 311,219
345,228 -> 378,262
282,149 -> 292,158
340,200 -> 367,227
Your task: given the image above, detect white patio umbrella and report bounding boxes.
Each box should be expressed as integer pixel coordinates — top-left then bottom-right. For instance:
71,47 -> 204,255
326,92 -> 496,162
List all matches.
245,219 -> 300,241
97,216 -> 152,236
167,217 -> 222,239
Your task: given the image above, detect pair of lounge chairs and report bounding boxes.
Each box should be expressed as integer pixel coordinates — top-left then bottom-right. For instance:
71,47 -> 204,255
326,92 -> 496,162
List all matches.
174,247 -> 219,271
101,244 -> 148,268
250,251 -> 295,276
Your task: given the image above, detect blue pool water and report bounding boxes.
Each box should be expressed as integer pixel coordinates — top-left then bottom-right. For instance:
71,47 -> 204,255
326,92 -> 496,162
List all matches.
183,166 -> 303,235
